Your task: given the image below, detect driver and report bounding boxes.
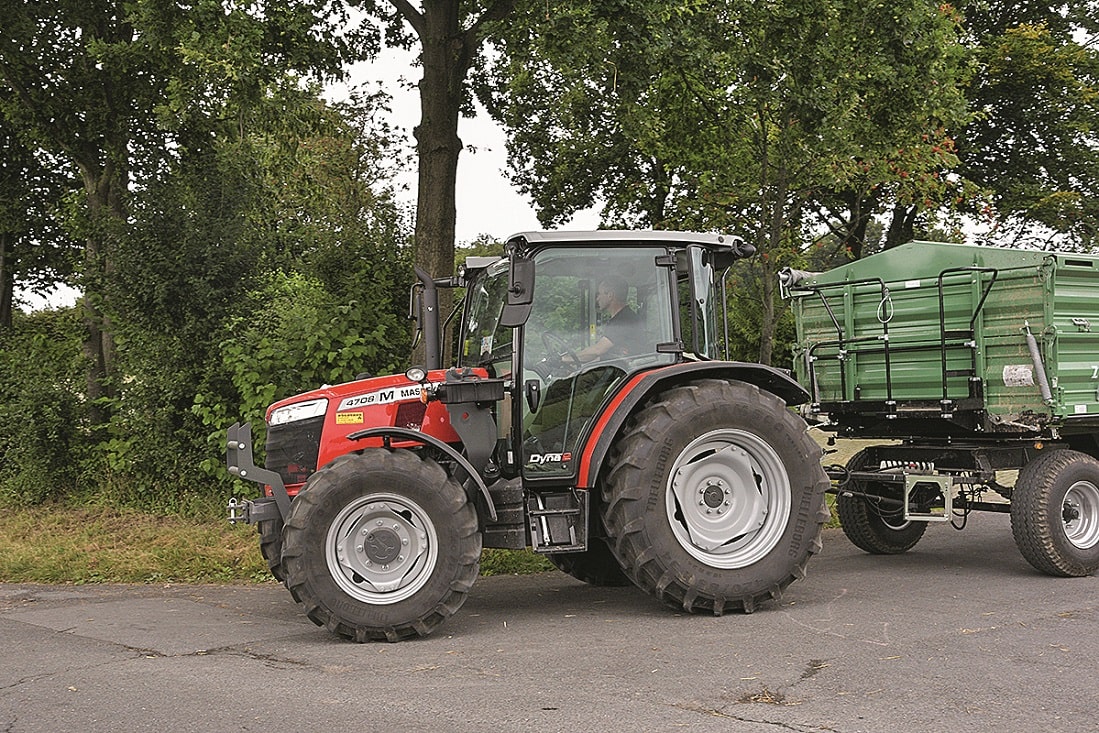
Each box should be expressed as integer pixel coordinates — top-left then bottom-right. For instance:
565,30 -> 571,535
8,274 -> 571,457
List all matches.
573,275 -> 641,362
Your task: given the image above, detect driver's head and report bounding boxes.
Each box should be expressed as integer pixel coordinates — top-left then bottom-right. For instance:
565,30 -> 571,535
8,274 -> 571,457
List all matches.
596,276 -> 629,311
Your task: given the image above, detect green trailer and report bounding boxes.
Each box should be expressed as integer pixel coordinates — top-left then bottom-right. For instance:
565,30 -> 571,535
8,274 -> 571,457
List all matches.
784,240 -> 1099,577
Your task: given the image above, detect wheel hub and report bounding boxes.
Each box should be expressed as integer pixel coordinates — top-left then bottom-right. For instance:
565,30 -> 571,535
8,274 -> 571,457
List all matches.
702,481 -> 726,510
1063,481 -> 1099,550
363,527 -> 402,565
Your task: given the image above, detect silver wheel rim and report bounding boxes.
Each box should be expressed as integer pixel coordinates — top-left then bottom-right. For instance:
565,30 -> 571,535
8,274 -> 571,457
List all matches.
325,493 -> 438,605
665,428 -> 792,569
1063,481 -> 1099,550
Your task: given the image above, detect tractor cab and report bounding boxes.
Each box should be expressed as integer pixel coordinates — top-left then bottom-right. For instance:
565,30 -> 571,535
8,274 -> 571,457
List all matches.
451,231 -> 752,484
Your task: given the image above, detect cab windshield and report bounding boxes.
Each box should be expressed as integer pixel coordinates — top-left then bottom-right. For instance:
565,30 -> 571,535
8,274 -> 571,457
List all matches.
459,259 -> 512,371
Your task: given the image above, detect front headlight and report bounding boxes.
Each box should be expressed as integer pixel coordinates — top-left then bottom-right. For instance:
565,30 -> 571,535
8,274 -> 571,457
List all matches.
269,398 -> 329,426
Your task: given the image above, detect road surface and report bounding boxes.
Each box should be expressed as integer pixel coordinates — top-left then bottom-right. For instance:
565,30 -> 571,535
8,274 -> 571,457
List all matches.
2,514 -> 1096,732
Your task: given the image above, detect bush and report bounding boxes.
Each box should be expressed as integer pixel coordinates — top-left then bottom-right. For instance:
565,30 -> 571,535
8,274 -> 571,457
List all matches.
0,308 -> 89,505
193,270 -> 408,474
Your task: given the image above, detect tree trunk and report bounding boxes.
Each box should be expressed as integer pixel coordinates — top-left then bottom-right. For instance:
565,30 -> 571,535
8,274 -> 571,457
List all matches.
0,232 -> 12,329
414,3 -> 466,282
77,157 -> 124,425
393,0 -> 517,364
756,144 -> 790,367
757,260 -> 777,366
836,189 -> 875,260
884,203 -> 917,249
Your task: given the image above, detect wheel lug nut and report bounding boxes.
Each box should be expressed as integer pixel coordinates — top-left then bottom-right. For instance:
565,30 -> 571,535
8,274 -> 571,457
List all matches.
356,545 -> 363,553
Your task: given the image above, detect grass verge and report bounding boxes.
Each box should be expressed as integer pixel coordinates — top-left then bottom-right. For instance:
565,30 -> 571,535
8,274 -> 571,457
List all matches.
0,505 -> 271,584
0,504 -> 555,584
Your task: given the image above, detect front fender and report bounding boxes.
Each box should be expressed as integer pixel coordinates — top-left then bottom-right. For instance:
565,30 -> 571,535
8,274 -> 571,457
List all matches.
346,426 -> 498,522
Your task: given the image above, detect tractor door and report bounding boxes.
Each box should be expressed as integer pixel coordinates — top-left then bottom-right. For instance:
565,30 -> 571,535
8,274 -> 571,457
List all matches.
519,246 -> 677,481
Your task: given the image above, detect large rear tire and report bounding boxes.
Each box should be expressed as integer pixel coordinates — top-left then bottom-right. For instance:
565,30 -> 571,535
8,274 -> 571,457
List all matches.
836,450 -> 927,555
1011,449 -> 1099,577
601,379 -> 829,614
281,450 -> 481,641
547,538 -> 632,587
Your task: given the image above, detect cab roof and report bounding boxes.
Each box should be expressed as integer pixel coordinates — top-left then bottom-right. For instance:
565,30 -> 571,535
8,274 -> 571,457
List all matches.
505,230 -> 740,249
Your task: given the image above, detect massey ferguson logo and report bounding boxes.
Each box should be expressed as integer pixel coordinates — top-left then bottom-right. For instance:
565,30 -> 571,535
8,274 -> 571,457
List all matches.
337,385 -> 422,412
528,452 -> 572,465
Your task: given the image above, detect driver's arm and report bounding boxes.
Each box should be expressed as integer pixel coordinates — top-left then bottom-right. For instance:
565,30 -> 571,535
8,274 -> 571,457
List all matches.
573,336 -> 614,363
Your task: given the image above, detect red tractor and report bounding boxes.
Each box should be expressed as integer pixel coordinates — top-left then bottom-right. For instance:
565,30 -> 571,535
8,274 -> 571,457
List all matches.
227,230 -> 829,641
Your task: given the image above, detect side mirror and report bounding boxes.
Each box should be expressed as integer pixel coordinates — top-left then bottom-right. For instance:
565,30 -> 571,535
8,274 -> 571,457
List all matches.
709,236 -> 756,270
500,256 -> 535,327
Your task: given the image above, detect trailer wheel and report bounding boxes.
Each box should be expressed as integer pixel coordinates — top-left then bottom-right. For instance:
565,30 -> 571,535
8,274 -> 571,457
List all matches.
257,519 -> 287,583
281,450 -> 481,641
1011,449 -> 1099,577
548,538 -> 632,587
602,379 -> 829,614
836,450 -> 927,555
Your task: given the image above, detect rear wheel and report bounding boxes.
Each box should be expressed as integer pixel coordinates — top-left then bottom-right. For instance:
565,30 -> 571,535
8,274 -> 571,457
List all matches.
836,450 -> 927,555
602,379 -> 829,614
547,538 -> 631,587
281,450 -> 481,641
1011,449 -> 1099,577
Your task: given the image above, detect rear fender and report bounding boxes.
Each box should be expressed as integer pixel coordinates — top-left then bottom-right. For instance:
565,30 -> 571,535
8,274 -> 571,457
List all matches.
576,361 -> 809,488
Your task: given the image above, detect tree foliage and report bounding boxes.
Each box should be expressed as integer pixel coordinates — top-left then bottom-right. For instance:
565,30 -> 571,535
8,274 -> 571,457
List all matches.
0,121 -> 79,328
485,0 -> 972,362
0,0 -> 363,426
0,2 -> 412,508
0,308 -> 87,505
958,1 -> 1099,248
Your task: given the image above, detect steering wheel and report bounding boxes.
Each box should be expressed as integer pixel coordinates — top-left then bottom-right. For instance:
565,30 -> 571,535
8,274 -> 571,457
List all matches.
531,332 -> 580,378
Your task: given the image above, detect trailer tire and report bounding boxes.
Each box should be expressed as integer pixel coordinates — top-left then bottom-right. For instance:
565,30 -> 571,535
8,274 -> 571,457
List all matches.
258,519 -> 287,583
602,379 -> 829,615
282,450 -> 481,642
836,450 -> 927,555
1011,449 -> 1099,577
548,538 -> 632,587
836,493 -> 928,554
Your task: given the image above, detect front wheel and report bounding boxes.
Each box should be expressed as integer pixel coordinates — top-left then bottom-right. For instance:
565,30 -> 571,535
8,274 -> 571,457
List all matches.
281,450 -> 481,641
257,518 -> 287,583
1011,449 -> 1099,577
602,379 -> 830,614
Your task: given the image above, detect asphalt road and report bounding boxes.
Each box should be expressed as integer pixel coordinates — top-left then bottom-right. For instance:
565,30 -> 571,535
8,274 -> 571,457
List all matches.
3,513 -> 1097,733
